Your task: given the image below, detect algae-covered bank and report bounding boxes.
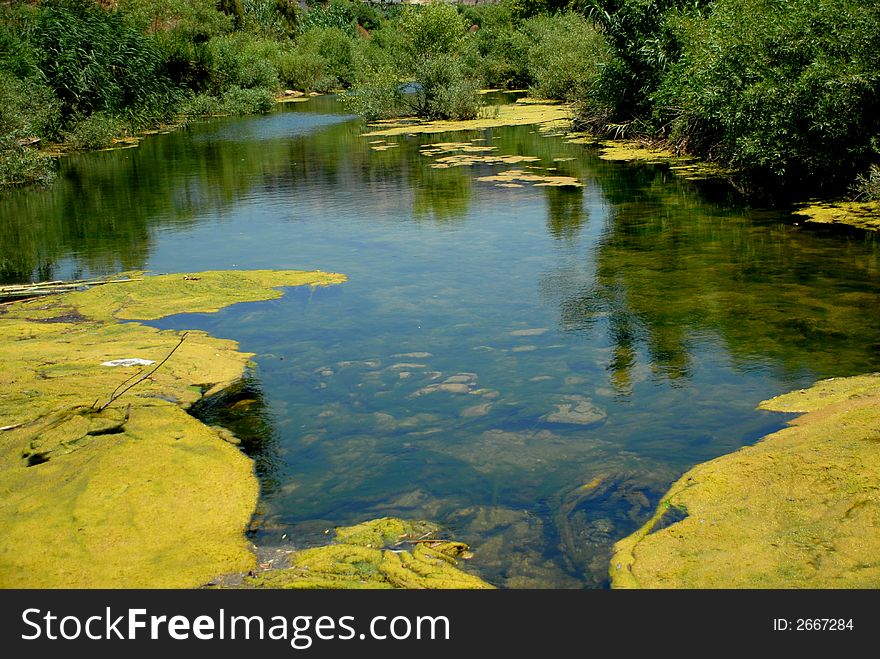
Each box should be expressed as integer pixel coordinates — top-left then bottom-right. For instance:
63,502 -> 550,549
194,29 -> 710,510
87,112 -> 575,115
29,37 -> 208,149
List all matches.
245,518 -> 492,589
0,270 -> 345,588
610,374 -> 880,588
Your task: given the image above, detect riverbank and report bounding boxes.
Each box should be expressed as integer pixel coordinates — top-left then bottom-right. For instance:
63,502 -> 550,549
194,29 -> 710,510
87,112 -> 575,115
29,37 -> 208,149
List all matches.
0,268 -> 491,589
610,373 -> 880,588
362,98 -> 880,232
0,269 -> 345,587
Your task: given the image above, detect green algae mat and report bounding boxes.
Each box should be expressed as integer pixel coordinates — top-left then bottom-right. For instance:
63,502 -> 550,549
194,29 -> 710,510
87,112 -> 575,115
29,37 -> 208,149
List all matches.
246,518 -> 492,589
610,374 -> 880,588
0,270 -> 345,588
794,201 -> 880,231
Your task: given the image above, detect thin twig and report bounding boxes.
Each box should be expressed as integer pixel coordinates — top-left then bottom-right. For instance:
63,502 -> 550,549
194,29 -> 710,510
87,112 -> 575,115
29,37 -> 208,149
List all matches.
97,332 -> 188,411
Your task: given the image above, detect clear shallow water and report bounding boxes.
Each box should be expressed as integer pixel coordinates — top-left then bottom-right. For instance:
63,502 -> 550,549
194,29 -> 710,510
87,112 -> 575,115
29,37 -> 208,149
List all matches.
3,97 -> 880,587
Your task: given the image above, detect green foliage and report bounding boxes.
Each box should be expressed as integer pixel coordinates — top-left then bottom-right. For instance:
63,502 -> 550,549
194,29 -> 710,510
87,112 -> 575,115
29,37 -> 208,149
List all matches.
242,0 -> 299,38
852,165 -> 880,201
217,86 -> 276,114
344,4 -> 478,121
352,2 -> 382,32
64,112 -> 125,150
505,0 -> 581,22
524,13 -> 610,101
0,140 -> 55,188
206,34 -> 281,92
462,5 -> 532,89
0,5 -> 41,80
655,0 -> 880,187
410,56 -> 480,120
398,3 -> 467,65
30,0 -> 177,128
217,0 -> 245,30
273,44 -> 332,91
0,72 -> 58,187
581,0 -> 712,122
0,72 -> 61,140
298,0 -> 357,35
119,0 -> 233,37
275,26 -> 363,92
338,65 -> 403,119
305,26 -> 361,88
182,86 -> 275,116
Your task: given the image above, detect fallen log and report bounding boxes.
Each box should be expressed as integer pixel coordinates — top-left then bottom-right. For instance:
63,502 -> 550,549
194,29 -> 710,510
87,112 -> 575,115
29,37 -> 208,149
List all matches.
0,277 -> 142,302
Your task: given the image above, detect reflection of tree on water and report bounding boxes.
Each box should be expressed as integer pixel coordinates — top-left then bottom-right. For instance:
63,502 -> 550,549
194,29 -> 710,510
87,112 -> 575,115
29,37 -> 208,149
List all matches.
547,164 -> 880,394
544,186 -> 586,241
0,98 -> 605,283
409,158 -> 472,223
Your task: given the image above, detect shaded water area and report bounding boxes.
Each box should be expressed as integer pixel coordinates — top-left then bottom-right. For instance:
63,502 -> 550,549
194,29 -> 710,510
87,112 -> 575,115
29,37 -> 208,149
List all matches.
3,96 -> 880,587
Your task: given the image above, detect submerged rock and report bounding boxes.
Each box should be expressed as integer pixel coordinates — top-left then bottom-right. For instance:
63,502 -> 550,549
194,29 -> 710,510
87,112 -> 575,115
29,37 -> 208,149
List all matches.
411,382 -> 472,397
542,395 -> 607,426
510,328 -> 548,337
460,402 -> 492,417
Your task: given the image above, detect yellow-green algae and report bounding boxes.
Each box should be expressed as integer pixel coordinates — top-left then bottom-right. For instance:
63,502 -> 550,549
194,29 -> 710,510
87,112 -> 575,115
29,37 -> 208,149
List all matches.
0,269 -> 345,588
584,138 -> 733,180
793,201 -> 880,231
246,518 -> 493,589
610,373 -> 880,588
362,100 -> 572,137
476,168 -> 582,188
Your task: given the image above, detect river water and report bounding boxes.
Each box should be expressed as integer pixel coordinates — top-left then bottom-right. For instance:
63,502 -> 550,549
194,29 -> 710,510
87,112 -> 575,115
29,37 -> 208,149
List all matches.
2,96 -> 879,587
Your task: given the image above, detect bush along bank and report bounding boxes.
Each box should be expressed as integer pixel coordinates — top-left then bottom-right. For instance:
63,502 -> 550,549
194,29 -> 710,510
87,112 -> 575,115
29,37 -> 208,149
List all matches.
3,0 -> 880,210
0,0 -> 376,187
0,1 -> 622,187
574,0 -> 880,202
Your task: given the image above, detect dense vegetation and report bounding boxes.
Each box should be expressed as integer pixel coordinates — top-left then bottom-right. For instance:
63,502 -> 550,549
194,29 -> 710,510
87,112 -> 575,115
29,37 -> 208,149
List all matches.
1,0 -> 878,197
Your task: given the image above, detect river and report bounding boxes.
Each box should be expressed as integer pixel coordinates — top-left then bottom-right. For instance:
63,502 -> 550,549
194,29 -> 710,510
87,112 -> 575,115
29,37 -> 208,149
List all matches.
2,95 -> 879,587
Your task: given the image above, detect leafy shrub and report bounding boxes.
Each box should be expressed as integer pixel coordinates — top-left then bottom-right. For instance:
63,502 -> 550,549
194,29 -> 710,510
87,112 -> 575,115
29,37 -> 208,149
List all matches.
851,165 -> 880,201
412,56 -> 480,120
31,0 -> 175,127
302,26 -> 362,88
0,72 -> 62,140
338,66 -> 403,119
298,0 -> 357,35
64,112 -> 125,150
0,72 -> 58,186
182,86 -> 275,116
581,0 -> 710,123
0,138 -> 56,188
274,46 -> 333,92
344,5 -> 479,122
462,6 -> 532,89
654,0 -> 880,187
397,3 -> 467,66
206,34 -> 281,92
218,86 -> 275,114
0,6 -> 42,80
524,12 -> 610,101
